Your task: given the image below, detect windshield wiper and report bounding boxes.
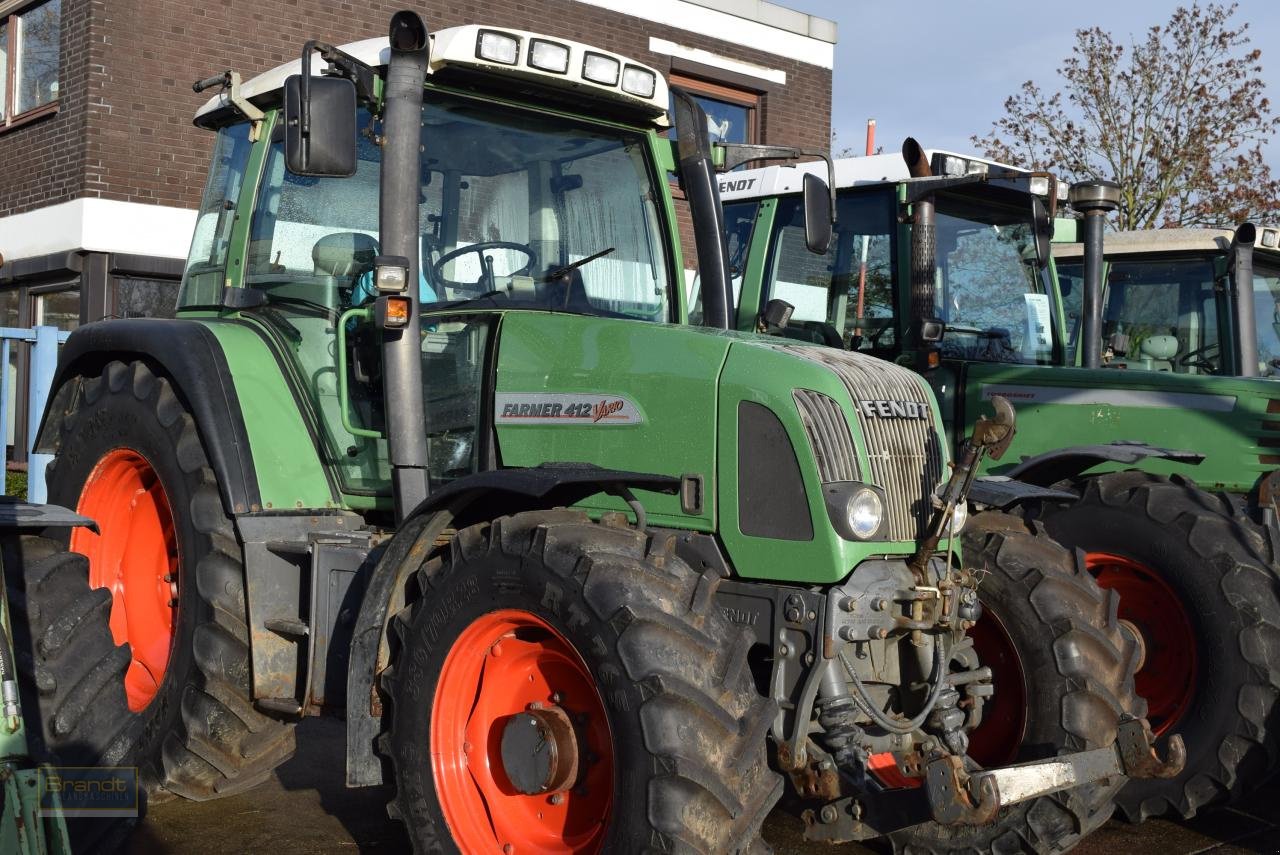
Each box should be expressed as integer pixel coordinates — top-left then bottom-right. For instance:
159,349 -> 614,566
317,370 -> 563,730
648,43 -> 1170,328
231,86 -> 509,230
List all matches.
539,247 -> 616,282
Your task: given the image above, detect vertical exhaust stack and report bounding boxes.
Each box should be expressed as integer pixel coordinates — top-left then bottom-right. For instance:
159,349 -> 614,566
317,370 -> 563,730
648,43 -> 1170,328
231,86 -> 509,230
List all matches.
671,89 -> 733,329
902,138 -> 937,329
1233,223 -> 1258,377
380,11 -> 432,521
1068,180 -> 1121,370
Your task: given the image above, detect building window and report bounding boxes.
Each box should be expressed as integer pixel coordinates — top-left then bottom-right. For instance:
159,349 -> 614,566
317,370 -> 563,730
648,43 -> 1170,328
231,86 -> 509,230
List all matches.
668,73 -> 759,146
0,0 -> 61,126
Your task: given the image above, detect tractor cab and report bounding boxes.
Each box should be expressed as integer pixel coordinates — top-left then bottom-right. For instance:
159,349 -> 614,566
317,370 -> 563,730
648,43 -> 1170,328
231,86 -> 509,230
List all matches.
183,27 -> 687,508
720,148 -> 1065,440
1053,222 -> 1280,378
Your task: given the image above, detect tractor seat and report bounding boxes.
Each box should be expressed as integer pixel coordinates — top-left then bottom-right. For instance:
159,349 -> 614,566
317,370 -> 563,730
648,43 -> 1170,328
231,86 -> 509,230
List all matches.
314,232 -> 378,279
1138,335 -> 1177,372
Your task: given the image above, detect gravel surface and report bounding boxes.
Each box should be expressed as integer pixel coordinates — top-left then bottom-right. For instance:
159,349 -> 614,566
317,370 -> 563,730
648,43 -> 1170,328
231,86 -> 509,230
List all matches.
124,717 -> 1279,854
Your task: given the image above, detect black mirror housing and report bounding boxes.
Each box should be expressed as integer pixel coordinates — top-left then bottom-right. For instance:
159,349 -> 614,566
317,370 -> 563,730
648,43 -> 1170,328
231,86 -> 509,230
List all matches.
803,172 -> 833,255
918,318 -> 945,343
284,74 -> 358,177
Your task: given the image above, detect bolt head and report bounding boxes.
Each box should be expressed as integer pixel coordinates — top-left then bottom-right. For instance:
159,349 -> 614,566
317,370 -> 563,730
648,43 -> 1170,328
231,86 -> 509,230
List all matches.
820,805 -> 839,823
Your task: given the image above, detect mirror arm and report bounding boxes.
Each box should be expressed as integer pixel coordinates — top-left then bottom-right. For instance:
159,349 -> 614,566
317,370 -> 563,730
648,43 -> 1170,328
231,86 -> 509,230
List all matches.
717,143 -> 837,225
299,39 -> 379,147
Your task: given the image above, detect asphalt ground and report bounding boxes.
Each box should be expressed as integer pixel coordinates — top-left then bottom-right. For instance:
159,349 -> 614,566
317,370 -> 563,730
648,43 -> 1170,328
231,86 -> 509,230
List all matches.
123,716 -> 1280,854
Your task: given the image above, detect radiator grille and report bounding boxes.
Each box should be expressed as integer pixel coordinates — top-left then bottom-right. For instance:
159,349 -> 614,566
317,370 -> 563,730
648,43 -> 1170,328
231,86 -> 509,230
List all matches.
793,390 -> 860,482
785,346 -> 945,542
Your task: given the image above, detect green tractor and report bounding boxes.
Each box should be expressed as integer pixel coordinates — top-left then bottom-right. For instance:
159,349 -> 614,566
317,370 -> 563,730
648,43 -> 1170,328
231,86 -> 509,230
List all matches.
719,144 -> 1280,824
17,12 -> 1181,854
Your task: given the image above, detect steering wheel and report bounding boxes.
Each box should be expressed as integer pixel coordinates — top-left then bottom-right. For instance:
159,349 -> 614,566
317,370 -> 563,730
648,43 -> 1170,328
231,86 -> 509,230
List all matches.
432,241 -> 537,291
1176,341 -> 1219,373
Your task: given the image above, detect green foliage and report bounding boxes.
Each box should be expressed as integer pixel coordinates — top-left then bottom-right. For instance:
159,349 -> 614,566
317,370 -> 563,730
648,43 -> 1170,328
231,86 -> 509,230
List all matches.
4,470 -> 26,498
976,3 -> 1280,230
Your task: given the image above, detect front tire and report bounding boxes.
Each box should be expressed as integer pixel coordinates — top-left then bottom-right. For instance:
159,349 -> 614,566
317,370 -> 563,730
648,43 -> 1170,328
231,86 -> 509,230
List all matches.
890,511 -> 1142,854
45,360 -> 295,800
379,509 -> 783,853
1032,471 -> 1280,821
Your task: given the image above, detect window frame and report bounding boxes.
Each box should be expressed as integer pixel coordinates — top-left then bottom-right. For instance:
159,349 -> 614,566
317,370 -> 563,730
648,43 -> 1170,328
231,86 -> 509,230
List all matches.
0,0 -> 61,131
666,72 -> 761,197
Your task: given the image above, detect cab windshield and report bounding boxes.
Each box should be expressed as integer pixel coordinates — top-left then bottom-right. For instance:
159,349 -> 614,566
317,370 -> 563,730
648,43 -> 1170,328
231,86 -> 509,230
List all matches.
1060,256 -> 1223,375
759,185 -> 1053,363
932,193 -> 1054,365
1252,258 -> 1280,376
233,92 -> 672,322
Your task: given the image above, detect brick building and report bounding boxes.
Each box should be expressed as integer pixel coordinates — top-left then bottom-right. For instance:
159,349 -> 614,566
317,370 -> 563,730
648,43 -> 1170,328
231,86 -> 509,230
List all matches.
0,0 -> 834,445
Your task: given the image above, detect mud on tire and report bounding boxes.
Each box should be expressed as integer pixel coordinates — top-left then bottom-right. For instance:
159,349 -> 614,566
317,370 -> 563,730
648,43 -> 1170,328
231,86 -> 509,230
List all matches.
891,511 -> 1143,855
45,360 -> 295,800
378,509 -> 783,853
5,535 -> 137,852
1031,471 -> 1280,822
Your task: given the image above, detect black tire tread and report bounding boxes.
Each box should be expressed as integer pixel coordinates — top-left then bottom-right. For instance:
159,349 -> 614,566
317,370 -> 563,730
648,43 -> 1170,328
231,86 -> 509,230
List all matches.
893,510 -> 1142,854
46,360 -> 296,801
380,510 -> 782,854
1030,471 -> 1280,822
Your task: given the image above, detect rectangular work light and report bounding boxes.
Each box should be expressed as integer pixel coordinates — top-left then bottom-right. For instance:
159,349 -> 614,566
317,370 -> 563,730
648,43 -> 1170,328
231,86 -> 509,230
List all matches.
583,52 -> 620,86
477,30 -> 520,65
621,65 -> 656,98
529,39 -> 570,74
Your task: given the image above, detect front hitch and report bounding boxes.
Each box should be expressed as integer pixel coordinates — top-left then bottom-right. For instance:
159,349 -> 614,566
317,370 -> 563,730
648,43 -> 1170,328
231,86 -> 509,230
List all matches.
907,395 -> 1016,583
802,717 -> 1185,843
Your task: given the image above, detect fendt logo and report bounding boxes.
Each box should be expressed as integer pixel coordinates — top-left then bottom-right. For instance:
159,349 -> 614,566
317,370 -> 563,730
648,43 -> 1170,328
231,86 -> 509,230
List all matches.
718,177 -> 757,193
857,400 -> 930,419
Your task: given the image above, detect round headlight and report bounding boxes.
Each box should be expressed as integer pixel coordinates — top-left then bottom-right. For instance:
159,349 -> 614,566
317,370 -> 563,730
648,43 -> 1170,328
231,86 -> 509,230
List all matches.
847,488 -> 884,540
946,499 -> 968,535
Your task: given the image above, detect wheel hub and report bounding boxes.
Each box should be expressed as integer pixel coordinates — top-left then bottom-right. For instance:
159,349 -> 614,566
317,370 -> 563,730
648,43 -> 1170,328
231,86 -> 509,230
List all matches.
501,704 -> 580,795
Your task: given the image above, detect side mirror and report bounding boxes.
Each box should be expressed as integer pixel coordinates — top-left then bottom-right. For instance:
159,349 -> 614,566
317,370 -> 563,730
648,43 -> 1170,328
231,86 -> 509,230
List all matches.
803,172 -> 833,255
918,318 -> 945,343
284,74 -> 357,177
760,299 -> 794,333
1031,195 -> 1052,269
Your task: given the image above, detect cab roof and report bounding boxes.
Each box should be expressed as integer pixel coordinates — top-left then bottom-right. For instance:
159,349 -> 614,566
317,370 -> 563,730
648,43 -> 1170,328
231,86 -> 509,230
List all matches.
194,25 -> 669,128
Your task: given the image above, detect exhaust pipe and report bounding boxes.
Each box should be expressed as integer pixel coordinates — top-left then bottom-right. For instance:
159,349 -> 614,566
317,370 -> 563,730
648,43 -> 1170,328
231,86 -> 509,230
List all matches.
1068,180 -> 1121,370
672,89 -> 733,329
380,10 -> 431,520
902,138 -> 936,326
1233,223 -> 1258,377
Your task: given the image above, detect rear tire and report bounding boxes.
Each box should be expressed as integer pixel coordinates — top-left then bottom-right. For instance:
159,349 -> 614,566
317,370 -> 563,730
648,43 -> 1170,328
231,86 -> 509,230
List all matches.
5,534 -> 136,853
45,360 -> 295,800
1032,471 -> 1280,821
890,511 -> 1142,854
379,509 -> 783,853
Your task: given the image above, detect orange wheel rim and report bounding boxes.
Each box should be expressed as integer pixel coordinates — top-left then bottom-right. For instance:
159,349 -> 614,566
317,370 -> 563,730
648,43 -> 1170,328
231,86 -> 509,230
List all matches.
70,448 -> 178,713
964,606 -> 1027,768
431,609 -> 612,854
1086,552 -> 1197,735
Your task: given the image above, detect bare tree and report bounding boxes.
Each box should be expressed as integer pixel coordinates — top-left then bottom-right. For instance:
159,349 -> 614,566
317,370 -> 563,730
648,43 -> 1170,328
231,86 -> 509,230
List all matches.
975,3 -> 1280,230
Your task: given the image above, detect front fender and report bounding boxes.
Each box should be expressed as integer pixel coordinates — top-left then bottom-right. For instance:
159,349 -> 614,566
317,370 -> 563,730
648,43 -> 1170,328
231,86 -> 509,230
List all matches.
1004,441 -> 1203,488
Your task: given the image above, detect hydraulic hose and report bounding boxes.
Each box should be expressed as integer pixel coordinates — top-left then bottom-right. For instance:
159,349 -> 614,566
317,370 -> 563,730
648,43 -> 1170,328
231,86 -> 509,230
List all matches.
838,639 -> 947,736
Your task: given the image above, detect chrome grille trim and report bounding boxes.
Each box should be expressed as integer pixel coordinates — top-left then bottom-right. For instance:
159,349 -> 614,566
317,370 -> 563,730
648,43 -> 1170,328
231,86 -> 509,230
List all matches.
784,346 -> 944,541
793,390 -> 859,482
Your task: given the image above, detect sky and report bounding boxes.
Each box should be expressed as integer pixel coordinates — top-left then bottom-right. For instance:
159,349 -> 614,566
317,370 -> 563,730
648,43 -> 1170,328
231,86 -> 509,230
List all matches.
792,0 -> 1280,171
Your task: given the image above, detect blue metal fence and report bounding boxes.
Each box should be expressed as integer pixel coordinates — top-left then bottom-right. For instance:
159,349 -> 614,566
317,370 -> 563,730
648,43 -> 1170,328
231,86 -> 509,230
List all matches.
0,326 -> 71,504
